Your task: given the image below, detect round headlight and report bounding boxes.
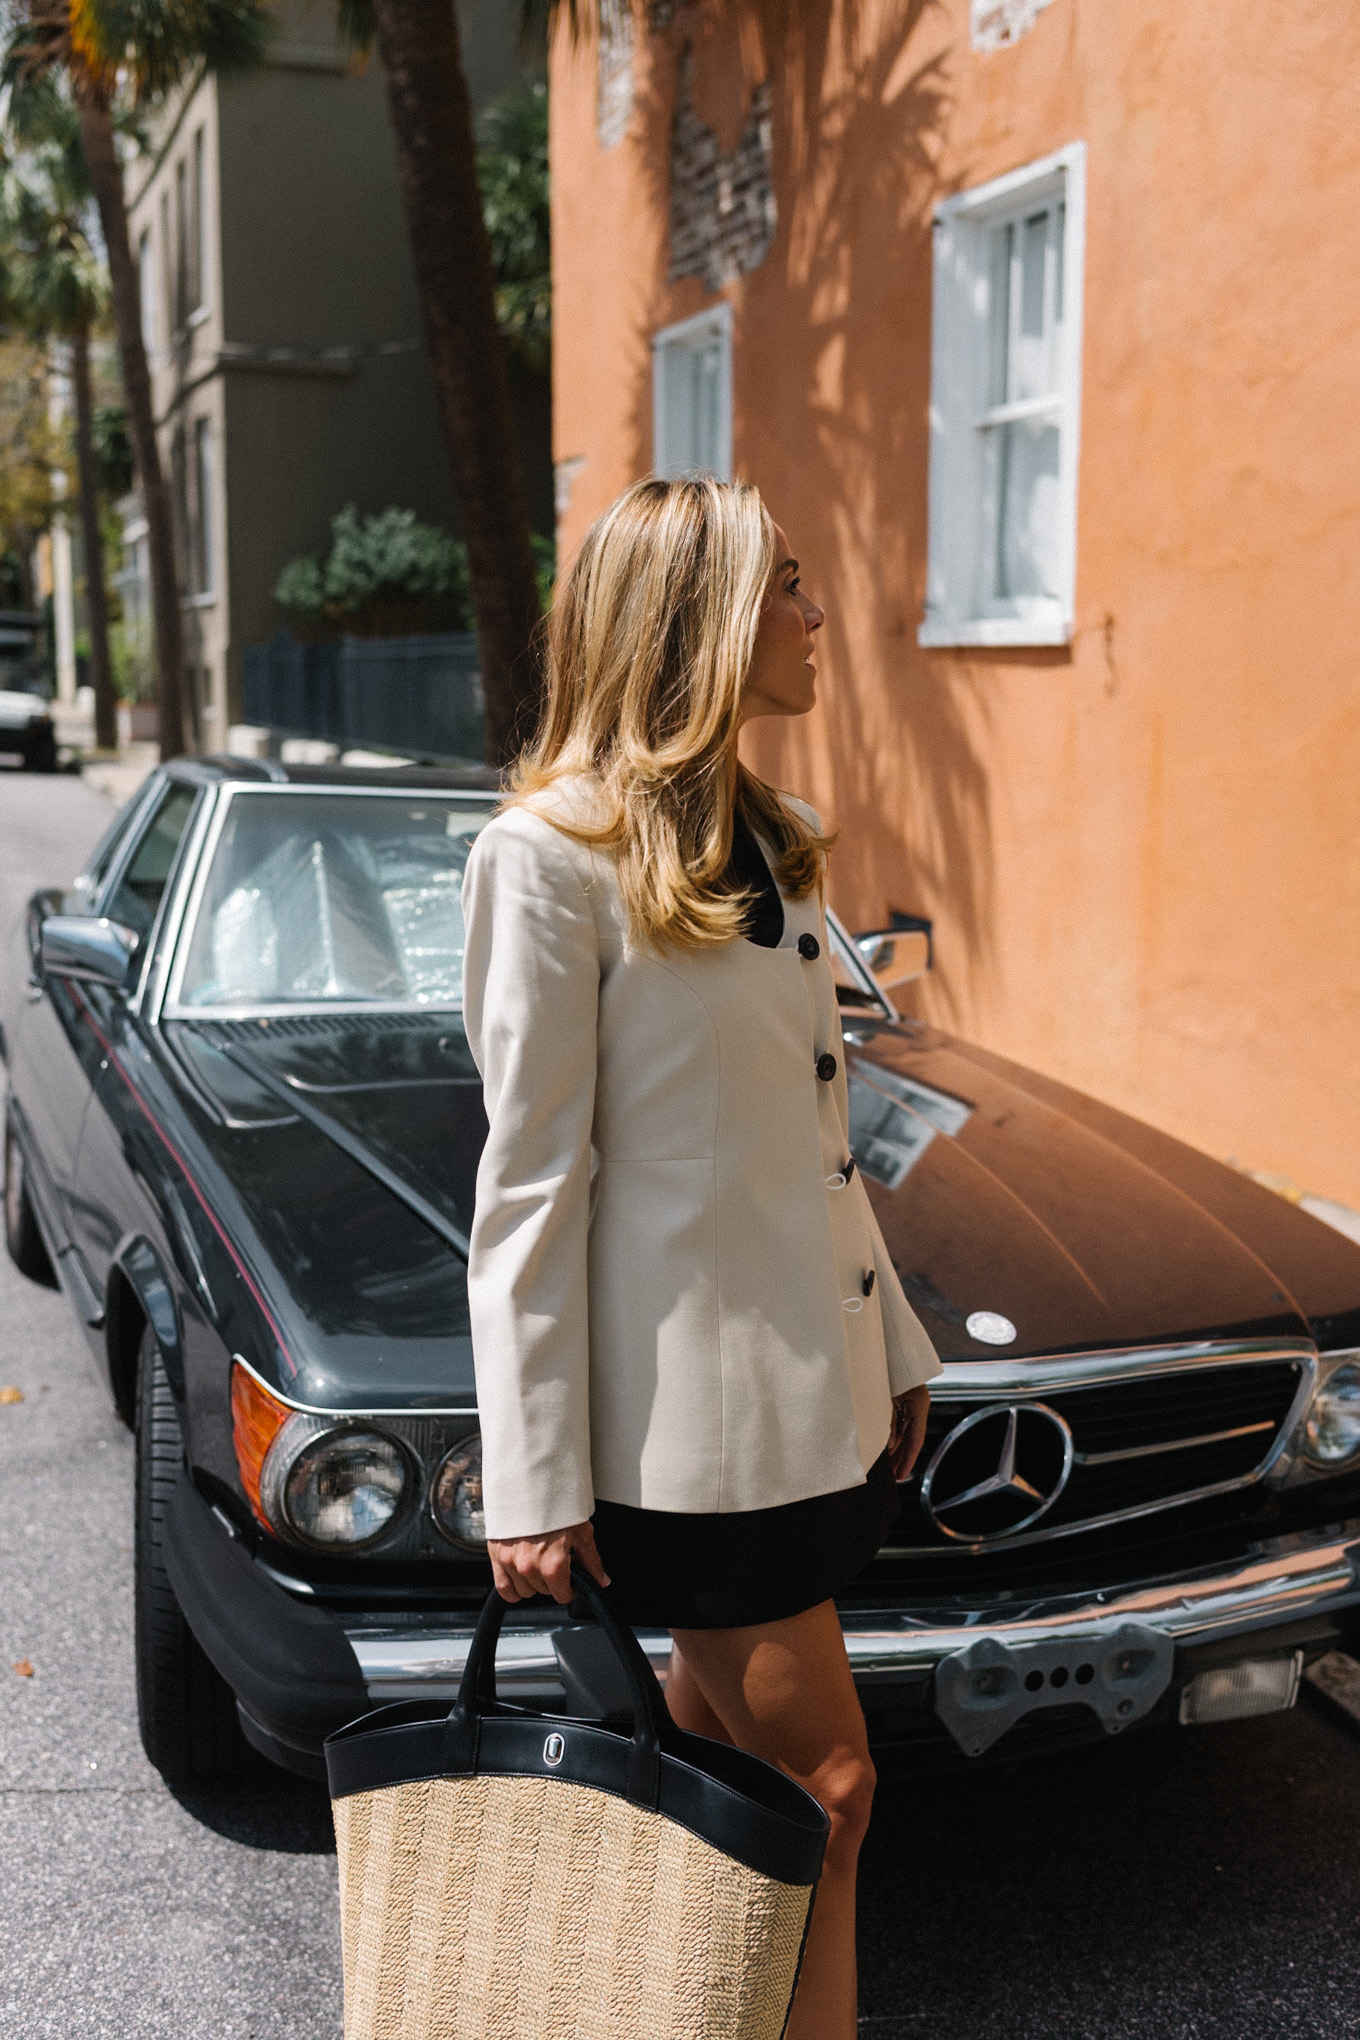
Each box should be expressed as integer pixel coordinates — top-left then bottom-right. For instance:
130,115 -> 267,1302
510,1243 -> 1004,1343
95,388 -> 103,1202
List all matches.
277,1427 -> 409,1547
431,1431 -> 486,1548
1305,1360 -> 1360,1465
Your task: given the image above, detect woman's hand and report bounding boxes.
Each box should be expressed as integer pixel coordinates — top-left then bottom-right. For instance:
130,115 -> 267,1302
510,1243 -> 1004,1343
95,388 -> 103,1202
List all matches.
488,1520 -> 611,1605
889,1385 -> 931,1482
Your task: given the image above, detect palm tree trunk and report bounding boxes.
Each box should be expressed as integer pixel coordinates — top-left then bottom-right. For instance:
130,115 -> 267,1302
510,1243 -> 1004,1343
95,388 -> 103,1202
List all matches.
368,0 -> 543,766
68,324 -> 117,751
73,83 -> 187,761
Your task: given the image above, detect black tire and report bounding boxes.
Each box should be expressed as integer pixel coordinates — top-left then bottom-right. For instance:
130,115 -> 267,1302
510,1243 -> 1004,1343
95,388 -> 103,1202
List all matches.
4,1115 -> 56,1286
27,731 -> 57,774
134,1325 -> 254,1785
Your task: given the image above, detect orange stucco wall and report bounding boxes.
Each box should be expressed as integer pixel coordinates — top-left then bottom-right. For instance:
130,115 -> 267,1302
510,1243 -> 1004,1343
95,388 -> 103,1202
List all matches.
550,0 -> 1360,1205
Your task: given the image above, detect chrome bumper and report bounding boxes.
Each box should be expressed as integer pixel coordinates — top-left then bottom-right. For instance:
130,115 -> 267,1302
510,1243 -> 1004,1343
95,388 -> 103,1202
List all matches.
347,1521 -> 1360,1707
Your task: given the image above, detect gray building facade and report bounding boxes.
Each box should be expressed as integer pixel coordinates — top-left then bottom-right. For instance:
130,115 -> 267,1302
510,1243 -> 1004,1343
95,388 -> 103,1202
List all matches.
123,0 -> 548,747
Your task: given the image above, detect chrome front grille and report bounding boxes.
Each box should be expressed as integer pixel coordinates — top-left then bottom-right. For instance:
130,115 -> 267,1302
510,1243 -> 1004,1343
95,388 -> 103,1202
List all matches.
890,1342 -> 1314,1553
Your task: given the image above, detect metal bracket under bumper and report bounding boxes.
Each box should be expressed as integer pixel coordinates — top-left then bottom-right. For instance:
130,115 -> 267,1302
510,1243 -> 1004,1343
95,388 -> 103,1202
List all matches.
932,1624 -> 1175,1756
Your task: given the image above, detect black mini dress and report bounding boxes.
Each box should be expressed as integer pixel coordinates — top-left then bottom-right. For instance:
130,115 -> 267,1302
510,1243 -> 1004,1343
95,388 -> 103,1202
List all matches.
589,813 -> 902,1630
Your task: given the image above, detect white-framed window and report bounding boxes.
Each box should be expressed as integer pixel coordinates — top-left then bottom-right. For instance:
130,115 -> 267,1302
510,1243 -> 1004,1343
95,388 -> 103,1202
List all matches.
920,142 -> 1086,648
652,303 -> 732,481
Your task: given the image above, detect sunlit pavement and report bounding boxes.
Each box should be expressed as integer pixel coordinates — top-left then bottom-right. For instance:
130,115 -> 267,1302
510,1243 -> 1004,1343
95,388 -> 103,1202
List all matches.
0,774 -> 341,2040
1,771 -> 1358,2038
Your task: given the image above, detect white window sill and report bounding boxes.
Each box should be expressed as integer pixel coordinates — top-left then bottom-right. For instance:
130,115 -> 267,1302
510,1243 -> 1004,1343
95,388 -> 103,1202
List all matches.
918,615 -> 1072,650
181,592 -> 217,610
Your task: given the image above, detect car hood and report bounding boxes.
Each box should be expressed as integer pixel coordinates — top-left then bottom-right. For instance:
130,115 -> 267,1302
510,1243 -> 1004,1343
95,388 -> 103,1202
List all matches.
156,1006 -> 1360,1408
844,1017 -> 1360,1361
162,1012 -> 486,1409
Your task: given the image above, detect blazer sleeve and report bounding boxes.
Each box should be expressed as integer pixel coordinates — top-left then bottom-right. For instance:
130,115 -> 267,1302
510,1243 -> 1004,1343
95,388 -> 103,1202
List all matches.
460,810 -> 600,1540
862,1189 -> 943,1396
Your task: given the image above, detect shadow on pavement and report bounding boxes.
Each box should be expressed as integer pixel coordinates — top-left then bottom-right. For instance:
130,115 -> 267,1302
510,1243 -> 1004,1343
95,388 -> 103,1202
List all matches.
858,1700 -> 1360,2038
172,1771 -> 337,1854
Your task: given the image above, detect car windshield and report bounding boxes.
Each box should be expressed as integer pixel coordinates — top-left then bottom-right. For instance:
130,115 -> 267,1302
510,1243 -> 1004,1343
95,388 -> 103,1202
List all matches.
176,791 -> 494,1010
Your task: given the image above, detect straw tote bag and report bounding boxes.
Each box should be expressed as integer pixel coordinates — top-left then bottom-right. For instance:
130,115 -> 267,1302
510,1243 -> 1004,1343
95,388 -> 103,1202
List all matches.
325,1565 -> 830,2040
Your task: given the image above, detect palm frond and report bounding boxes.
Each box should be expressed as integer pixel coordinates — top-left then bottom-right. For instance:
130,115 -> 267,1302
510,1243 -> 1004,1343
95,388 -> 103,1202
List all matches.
70,1 -> 273,101
1,2 -> 74,94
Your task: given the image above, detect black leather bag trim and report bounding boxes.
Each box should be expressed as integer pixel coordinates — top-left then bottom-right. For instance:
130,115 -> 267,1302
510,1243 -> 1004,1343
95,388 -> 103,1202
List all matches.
326,1712 -> 826,1887
325,1568 -> 830,1887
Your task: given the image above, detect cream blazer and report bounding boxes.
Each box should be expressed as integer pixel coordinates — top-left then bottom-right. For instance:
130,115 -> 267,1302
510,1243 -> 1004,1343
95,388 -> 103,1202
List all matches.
460,786 -> 941,1541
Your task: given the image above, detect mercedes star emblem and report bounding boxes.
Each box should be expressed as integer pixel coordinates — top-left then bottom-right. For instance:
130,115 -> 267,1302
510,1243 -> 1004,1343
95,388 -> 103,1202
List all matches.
920,1403 -> 1074,1542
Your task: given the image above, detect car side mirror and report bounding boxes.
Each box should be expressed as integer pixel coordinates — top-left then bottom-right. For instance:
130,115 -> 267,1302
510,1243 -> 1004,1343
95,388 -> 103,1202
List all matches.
39,916 -> 140,994
854,926 -> 931,996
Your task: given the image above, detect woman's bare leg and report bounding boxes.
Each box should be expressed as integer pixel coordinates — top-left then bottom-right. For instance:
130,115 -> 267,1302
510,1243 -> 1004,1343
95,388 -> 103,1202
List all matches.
665,1644 -> 733,1743
668,1602 -> 874,2040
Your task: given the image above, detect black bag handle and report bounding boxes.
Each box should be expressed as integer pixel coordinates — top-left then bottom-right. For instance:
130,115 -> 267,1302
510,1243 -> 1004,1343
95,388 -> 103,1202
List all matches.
448,1562 -> 674,1810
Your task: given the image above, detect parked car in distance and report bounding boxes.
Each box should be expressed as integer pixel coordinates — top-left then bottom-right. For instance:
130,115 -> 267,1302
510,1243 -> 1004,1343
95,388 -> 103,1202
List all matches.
4,757 -> 1359,1784
0,688 -> 57,773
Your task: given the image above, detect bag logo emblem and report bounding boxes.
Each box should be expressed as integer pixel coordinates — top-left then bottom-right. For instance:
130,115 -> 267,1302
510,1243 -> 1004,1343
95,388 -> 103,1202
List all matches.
543,1732 -> 565,1767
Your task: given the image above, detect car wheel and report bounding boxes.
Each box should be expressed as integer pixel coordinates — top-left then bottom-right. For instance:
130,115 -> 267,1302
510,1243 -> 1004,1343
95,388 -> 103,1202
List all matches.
28,731 -> 57,774
134,1324 -> 254,1785
3,1116 -> 56,1286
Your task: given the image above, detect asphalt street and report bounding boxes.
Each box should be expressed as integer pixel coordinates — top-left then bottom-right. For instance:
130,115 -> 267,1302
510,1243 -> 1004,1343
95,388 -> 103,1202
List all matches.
2,767 -> 1359,2039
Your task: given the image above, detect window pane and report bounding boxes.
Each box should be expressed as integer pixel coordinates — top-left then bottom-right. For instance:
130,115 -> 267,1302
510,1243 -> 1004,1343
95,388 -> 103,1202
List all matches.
659,344 -> 693,476
138,231 -> 156,356
691,338 -> 722,474
179,795 -> 495,1009
159,193 -> 171,339
1020,211 -> 1047,337
85,791 -> 154,902
194,420 -> 214,595
987,223 -> 1012,407
175,158 -> 187,327
1011,207 -> 1055,401
171,429 -> 188,586
994,418 -> 1062,601
660,340 -> 720,475
191,128 -> 204,312
655,321 -> 729,479
105,784 -> 199,942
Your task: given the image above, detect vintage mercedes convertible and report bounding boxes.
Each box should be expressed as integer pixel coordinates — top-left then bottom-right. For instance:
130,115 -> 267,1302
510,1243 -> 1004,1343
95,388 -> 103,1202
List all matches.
4,757 -> 1360,1782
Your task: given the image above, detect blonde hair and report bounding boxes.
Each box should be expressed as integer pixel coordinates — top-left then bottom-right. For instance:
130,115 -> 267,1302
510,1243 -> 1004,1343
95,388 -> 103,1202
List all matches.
511,476 -> 834,949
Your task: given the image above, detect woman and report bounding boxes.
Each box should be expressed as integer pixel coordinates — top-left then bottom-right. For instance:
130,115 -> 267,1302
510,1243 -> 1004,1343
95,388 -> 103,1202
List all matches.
461,476 -> 940,2038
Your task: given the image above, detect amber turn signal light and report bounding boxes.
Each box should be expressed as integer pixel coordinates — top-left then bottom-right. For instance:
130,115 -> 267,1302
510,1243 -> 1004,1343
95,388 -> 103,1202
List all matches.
231,1361 -> 292,1528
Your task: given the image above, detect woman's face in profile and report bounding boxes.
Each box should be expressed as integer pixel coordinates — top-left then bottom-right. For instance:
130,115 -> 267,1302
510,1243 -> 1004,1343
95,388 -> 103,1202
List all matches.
741,524 -> 825,725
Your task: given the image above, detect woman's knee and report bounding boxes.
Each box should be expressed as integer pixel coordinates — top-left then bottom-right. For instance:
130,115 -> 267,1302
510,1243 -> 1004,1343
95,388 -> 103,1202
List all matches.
815,1746 -> 877,1859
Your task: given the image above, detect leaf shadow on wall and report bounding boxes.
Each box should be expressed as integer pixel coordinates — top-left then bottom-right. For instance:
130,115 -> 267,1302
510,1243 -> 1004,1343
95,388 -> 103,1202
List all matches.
600,2 -> 1001,1030
734,0 -> 999,1030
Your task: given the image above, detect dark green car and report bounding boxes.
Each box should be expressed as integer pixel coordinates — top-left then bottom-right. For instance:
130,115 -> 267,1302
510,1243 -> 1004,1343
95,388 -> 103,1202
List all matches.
4,757 -> 1360,1783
